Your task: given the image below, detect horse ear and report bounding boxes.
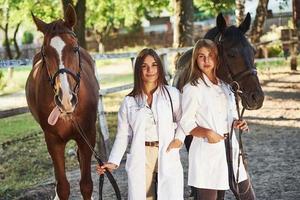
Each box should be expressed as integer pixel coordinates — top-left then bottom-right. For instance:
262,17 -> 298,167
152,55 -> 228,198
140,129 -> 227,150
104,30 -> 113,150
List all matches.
216,13 -> 226,33
238,12 -> 251,34
31,12 -> 48,34
64,4 -> 77,29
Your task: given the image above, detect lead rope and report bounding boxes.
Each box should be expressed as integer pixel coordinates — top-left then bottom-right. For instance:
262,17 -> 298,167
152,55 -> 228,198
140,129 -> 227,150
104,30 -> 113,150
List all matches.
71,118 -> 121,200
230,82 -> 251,200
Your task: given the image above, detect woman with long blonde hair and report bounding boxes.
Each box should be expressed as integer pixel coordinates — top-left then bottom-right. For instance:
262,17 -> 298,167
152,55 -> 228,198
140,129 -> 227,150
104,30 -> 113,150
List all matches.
180,39 -> 256,200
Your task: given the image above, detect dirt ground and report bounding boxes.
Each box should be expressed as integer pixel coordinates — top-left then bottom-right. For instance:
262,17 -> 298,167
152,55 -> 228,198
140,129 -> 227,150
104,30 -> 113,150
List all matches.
16,68 -> 300,200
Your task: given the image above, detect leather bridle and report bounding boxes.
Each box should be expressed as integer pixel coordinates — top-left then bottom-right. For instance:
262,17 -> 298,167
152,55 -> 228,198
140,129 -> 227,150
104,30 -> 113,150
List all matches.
40,30 -> 82,94
215,33 -> 257,85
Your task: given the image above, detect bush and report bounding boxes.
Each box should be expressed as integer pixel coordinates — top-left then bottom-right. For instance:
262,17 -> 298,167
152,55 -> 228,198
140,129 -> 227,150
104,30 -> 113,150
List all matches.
268,44 -> 283,57
0,70 -> 5,90
22,31 -> 34,45
2,39 -> 13,47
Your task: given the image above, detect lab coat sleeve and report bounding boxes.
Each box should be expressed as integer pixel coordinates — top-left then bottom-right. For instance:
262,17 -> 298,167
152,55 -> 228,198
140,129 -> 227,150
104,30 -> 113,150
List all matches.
108,98 -> 131,166
180,84 -> 199,135
173,91 -> 186,143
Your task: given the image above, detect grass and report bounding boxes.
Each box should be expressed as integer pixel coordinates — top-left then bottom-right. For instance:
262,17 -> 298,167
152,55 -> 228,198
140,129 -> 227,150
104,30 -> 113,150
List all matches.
0,113 -> 40,142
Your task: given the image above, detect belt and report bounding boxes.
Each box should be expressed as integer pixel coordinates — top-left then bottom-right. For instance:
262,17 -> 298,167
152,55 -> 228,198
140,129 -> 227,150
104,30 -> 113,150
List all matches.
145,141 -> 159,147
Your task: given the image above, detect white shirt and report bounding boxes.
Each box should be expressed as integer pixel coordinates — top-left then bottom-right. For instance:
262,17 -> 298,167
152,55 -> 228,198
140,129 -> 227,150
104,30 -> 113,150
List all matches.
144,92 -> 159,142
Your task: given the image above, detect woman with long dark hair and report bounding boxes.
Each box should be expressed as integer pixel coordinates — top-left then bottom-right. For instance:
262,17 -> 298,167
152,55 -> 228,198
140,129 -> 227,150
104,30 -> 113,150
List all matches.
96,48 -> 185,200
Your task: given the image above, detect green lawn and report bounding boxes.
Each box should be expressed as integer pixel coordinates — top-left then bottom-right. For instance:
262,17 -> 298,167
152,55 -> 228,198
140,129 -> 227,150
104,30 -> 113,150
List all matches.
0,113 -> 40,142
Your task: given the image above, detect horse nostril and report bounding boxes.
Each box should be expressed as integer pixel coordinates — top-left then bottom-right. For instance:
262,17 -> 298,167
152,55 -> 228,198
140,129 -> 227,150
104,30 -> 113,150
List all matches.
71,93 -> 78,106
54,94 -> 62,107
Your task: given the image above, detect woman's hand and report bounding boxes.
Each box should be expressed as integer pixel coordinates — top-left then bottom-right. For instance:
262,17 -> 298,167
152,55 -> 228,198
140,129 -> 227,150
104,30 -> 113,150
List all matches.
96,162 -> 118,175
166,139 -> 183,152
233,119 -> 249,132
206,131 -> 225,143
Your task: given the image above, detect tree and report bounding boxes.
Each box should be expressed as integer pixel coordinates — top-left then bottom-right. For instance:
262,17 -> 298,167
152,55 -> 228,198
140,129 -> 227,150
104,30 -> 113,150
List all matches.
61,0 -> 86,48
250,0 -> 269,44
0,0 -> 22,59
194,0 -> 235,16
173,0 -> 194,49
235,0 -> 245,25
86,0 -> 169,52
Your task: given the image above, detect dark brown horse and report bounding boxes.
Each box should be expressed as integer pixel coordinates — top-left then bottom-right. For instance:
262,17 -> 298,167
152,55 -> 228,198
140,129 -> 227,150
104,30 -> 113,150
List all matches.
26,5 -> 99,200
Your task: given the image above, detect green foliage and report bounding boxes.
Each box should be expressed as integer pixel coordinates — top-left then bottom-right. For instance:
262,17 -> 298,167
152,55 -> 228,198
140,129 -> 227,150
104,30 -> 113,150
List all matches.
260,25 -> 287,57
2,38 -> 13,47
86,0 -> 170,38
194,0 -> 235,16
22,31 -> 34,45
267,44 -> 283,57
0,70 -> 5,90
276,0 -> 289,11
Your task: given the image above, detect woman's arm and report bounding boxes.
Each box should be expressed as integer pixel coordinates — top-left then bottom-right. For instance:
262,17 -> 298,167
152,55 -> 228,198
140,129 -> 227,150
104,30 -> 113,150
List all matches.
107,98 -> 132,166
190,126 -> 224,143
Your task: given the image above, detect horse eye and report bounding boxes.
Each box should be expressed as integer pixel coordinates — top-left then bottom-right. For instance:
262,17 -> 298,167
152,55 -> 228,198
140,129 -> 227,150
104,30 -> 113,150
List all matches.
73,47 -> 79,53
227,52 -> 236,58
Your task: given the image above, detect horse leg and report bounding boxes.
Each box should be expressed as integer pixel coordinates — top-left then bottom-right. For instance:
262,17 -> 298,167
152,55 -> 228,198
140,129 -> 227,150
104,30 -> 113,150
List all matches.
45,134 -> 70,200
76,134 -> 95,200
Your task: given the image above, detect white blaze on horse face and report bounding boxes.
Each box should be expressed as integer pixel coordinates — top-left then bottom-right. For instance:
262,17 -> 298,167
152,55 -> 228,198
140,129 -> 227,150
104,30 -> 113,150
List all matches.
50,36 -> 73,112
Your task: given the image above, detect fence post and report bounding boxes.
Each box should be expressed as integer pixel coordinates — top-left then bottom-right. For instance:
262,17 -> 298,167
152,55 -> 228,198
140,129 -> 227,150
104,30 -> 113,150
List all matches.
97,95 -> 110,159
94,65 -> 110,160
160,53 -> 172,84
130,57 -> 135,69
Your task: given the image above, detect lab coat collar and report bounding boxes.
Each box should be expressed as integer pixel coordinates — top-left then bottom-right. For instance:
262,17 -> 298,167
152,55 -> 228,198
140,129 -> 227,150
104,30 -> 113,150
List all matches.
135,86 -> 163,108
202,73 -> 221,87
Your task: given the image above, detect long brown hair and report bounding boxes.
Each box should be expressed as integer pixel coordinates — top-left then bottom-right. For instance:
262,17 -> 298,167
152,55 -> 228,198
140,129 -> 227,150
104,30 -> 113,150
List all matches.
187,39 -> 219,87
128,48 -> 168,97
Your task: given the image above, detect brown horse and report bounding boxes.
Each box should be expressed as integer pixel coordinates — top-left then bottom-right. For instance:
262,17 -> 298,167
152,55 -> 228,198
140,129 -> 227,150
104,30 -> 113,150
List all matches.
25,5 -> 99,200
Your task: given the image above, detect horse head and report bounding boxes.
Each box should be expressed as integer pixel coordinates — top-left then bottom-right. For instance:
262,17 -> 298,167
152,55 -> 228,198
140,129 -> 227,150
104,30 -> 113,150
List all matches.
205,13 -> 264,110
32,4 -> 81,113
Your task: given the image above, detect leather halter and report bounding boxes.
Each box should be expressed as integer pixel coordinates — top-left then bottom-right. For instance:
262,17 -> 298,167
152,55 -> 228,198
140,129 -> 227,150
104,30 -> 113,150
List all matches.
40,30 -> 82,94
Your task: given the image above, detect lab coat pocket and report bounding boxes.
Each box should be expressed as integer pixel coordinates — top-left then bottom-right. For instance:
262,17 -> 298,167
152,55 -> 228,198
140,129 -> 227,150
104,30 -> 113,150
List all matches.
201,141 -> 224,170
165,148 -> 181,173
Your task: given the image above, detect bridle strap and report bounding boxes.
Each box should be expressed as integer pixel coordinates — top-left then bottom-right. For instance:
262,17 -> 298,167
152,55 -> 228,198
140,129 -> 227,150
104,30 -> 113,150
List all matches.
215,33 -> 257,84
40,31 -> 82,94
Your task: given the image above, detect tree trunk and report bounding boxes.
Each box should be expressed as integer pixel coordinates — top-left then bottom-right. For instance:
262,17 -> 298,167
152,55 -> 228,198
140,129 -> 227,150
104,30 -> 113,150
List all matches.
13,22 -> 22,59
173,0 -> 193,48
62,0 -> 73,13
173,0 -> 193,69
291,0 -> 299,70
75,0 -> 86,48
250,0 -> 269,44
61,0 -> 86,48
2,23 -> 13,59
235,0 -> 245,25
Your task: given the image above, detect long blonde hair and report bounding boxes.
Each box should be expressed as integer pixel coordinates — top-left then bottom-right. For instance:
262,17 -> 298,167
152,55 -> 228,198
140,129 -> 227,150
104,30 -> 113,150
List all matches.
187,39 -> 219,87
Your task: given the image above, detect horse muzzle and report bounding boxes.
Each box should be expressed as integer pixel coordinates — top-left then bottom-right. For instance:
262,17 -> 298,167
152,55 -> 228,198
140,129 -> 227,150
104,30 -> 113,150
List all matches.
241,90 -> 264,110
54,92 -> 78,114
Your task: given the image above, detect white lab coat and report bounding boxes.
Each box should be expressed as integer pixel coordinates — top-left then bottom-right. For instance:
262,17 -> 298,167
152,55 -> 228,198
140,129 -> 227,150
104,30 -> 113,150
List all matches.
180,75 -> 247,190
109,85 -> 185,200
